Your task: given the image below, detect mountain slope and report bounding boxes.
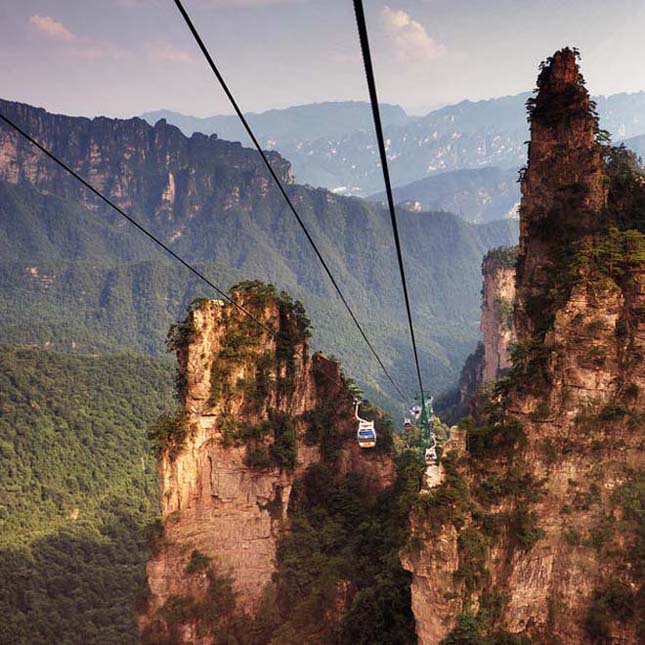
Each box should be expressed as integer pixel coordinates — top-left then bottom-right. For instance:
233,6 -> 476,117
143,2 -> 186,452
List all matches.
370,167 -> 520,224
0,99 -> 518,410
0,346 -> 175,644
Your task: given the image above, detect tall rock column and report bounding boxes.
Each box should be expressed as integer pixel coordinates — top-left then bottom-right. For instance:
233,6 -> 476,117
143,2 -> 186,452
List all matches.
403,48 -> 644,645
138,285 -> 351,643
516,47 -> 607,341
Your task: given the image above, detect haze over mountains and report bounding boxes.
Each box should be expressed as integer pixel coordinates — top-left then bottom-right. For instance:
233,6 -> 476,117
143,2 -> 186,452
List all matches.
142,91 -> 645,210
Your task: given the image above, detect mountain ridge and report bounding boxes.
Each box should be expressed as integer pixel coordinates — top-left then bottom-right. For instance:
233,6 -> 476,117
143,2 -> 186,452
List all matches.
0,98 -> 518,411
141,91 -> 645,196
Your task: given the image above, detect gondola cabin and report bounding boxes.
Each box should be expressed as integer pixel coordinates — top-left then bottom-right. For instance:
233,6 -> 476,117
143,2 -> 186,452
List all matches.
357,422 -> 377,448
354,399 -> 377,449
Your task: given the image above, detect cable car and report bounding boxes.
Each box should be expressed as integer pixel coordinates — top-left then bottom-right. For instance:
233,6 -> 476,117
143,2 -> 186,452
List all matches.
354,399 -> 376,449
424,432 -> 438,464
403,417 -> 413,431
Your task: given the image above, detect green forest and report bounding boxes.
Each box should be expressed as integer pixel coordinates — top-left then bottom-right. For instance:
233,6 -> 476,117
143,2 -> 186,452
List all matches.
0,347 -> 175,643
0,175 -> 517,413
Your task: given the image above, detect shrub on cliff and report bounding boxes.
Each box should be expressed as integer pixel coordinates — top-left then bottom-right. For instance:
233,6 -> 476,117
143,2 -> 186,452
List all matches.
484,246 -> 519,271
148,408 -> 189,460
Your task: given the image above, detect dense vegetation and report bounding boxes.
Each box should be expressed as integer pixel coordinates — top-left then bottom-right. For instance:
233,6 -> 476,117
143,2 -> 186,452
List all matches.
270,453 -> 423,644
0,105 -> 518,415
0,346 -> 174,643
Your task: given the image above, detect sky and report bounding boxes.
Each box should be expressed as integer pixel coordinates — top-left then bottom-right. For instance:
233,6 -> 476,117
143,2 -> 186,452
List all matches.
1,0 -> 645,118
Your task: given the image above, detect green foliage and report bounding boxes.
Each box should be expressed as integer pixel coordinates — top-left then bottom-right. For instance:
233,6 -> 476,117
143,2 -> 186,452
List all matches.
0,345 -> 174,643
611,471 -> 645,582
148,409 -> 189,460
494,297 -> 514,329
142,564 -> 238,644
270,453 -> 423,644
603,144 -> 645,232
569,227 -> 645,288
242,409 -> 298,471
455,528 -> 489,592
497,340 -> 551,395
585,579 -> 636,642
185,549 -> 211,574
440,610 -> 532,645
484,245 -> 519,271
166,315 -> 197,353
509,507 -> 545,550
440,611 -> 484,644
461,410 -> 527,457
474,469 -> 541,508
416,450 -> 471,532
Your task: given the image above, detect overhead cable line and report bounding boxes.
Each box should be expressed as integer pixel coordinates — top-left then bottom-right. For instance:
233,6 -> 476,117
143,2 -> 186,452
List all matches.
0,110 -> 394,404
352,0 -> 425,399
173,0 -> 407,402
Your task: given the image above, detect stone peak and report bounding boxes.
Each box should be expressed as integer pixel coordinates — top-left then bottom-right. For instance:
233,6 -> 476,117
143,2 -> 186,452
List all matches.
541,47 -> 580,87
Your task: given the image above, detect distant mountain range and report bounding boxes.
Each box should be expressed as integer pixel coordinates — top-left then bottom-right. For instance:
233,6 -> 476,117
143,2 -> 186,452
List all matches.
142,91 -> 645,198
369,167 -> 519,224
142,101 -> 408,150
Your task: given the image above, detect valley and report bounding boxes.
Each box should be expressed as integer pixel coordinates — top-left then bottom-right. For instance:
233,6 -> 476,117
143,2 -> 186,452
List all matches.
0,11 -> 642,641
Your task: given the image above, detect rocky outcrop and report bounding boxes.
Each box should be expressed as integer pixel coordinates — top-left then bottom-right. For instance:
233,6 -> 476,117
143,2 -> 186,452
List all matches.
480,248 -> 517,383
515,48 -> 607,341
405,48 -> 645,644
401,429 -> 467,644
138,285 -> 395,643
0,99 -> 293,237
457,341 -> 484,406
457,246 -> 518,408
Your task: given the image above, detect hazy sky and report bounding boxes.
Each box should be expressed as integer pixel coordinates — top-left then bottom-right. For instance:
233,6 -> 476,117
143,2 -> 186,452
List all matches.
1,0 -> 645,118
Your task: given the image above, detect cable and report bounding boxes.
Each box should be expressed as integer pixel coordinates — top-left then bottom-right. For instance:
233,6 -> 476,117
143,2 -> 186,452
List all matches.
0,110 -> 394,405
352,0 -> 425,400
0,111 -> 274,338
173,0 -> 407,403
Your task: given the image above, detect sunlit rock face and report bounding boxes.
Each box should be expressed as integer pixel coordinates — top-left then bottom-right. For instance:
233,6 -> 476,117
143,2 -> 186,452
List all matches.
403,49 -> 644,644
458,247 -> 518,408
0,98 -> 293,240
480,252 -> 517,384
138,289 -> 395,643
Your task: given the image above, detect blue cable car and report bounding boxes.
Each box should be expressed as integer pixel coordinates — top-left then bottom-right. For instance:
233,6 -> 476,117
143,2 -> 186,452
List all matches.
354,400 -> 377,449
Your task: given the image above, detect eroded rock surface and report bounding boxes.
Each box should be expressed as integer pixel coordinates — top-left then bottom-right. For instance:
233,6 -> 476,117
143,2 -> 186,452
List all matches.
139,287 -> 396,642
405,48 -> 644,644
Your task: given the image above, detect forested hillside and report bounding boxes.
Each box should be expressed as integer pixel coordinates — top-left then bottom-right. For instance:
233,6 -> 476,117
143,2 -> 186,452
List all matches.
0,100 -> 518,410
0,347 -> 175,643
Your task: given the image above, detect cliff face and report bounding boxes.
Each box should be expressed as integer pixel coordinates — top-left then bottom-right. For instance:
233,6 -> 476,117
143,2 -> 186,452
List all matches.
457,246 -> 518,409
139,284 -> 396,643
0,99 -> 293,236
405,49 -> 645,644
480,249 -> 518,383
